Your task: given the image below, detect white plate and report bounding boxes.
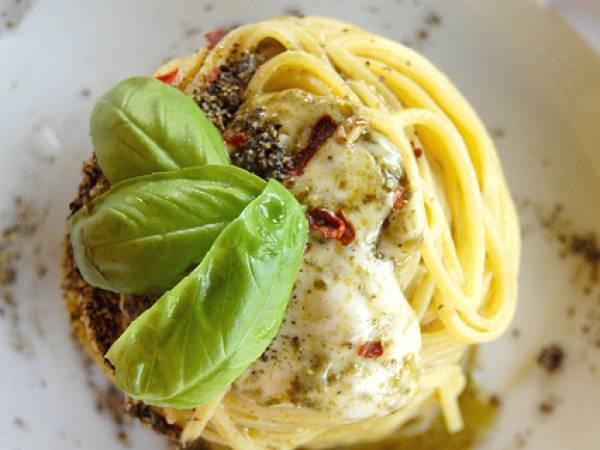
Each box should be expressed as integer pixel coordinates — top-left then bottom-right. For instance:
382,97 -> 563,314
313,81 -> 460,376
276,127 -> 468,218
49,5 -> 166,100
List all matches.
1,1 -> 599,449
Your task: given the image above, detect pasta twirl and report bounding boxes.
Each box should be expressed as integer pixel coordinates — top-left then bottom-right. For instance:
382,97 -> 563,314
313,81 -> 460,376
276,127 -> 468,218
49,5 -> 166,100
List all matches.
158,16 -> 520,450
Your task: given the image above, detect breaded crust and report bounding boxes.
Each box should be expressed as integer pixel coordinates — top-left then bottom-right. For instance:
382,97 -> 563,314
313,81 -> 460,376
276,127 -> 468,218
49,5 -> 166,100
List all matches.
61,156 -> 183,442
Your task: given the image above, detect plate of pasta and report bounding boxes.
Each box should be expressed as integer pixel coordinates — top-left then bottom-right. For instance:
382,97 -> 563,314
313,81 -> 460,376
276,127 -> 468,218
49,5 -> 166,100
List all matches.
1,1 -> 599,450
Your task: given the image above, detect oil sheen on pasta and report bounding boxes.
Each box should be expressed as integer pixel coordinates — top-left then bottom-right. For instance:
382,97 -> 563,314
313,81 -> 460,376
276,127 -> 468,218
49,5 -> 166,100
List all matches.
339,378 -> 500,450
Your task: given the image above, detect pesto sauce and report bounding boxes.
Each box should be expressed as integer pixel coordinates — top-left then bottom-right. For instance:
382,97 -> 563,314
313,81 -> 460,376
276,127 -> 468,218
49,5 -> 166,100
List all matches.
338,378 -> 500,450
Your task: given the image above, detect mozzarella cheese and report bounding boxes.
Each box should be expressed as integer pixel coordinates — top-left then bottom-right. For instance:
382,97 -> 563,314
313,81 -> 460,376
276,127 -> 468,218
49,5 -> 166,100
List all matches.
232,90 -> 422,420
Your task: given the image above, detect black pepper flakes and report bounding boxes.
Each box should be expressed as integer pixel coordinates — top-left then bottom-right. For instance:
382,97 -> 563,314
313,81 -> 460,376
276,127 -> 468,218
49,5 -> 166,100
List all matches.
37,263 -> 48,278
425,11 -> 442,26
538,397 -> 557,415
416,29 -> 429,42
284,7 -> 305,17
228,107 -> 291,180
489,394 -> 502,408
124,398 -> 182,439
1,196 -> 47,355
195,53 -> 263,131
536,203 -> 600,349
537,344 -> 565,373
115,430 -> 130,445
569,233 -> 600,281
291,336 -> 300,350
491,128 -> 506,139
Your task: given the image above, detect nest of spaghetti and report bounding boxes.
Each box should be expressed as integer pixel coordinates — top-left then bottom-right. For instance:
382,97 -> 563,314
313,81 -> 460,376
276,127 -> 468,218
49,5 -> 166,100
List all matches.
62,16 -> 519,450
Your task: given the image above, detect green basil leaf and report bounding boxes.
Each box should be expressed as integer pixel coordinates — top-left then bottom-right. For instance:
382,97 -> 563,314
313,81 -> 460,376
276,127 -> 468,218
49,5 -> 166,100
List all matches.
90,77 -> 228,183
69,165 -> 265,295
105,180 -> 308,408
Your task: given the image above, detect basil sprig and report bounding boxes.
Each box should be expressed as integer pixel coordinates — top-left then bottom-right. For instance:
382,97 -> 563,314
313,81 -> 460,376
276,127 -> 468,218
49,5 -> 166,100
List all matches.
91,77 -> 228,183
70,165 -> 266,295
72,76 -> 309,409
106,180 -> 307,408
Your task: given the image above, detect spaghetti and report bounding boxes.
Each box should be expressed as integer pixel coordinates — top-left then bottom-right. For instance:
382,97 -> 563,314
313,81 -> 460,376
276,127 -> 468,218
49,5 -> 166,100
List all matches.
73,16 -> 520,450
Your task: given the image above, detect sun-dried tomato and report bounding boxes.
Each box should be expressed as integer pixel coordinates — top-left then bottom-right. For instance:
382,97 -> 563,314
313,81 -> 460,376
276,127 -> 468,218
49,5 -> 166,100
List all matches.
288,115 -> 337,176
155,68 -> 178,85
307,208 -> 355,246
392,186 -> 406,211
223,130 -> 247,148
204,28 -> 229,49
336,209 -> 355,245
308,208 -> 345,240
207,67 -> 221,83
358,341 -> 384,359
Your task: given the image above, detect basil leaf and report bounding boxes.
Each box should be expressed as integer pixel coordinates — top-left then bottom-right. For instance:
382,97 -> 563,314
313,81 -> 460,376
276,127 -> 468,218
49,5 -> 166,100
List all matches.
69,165 -> 265,295
91,77 -> 228,183
105,180 -> 308,408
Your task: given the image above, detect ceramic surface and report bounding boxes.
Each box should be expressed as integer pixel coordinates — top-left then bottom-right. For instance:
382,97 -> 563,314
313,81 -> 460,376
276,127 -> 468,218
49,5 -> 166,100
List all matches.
1,1 -> 599,449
